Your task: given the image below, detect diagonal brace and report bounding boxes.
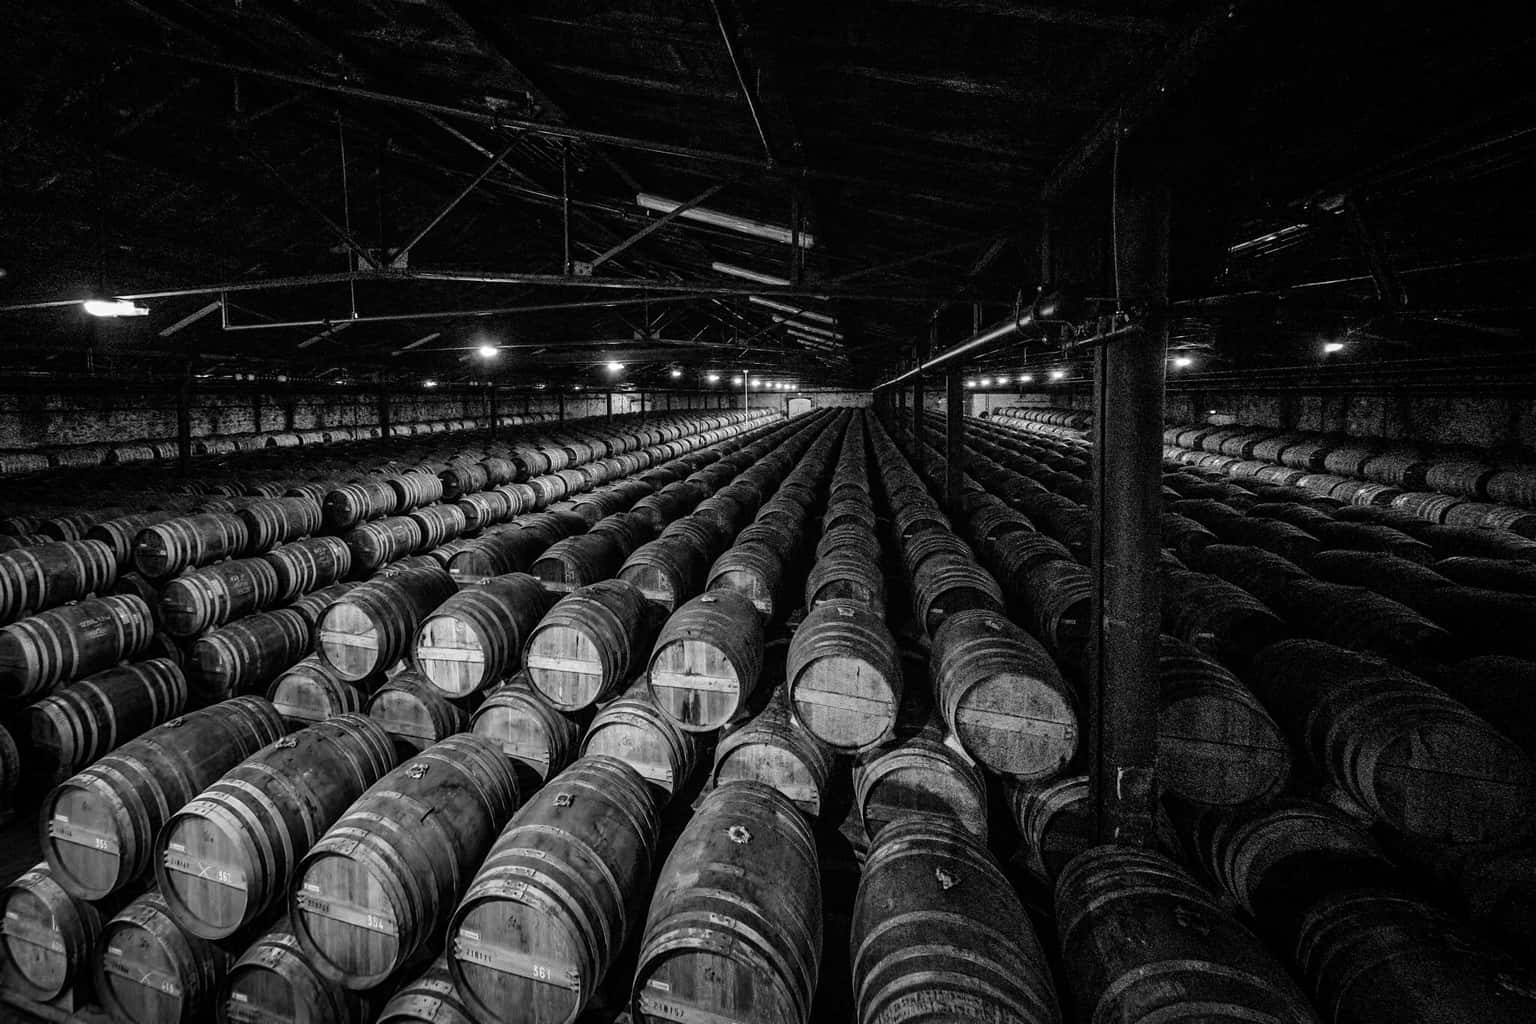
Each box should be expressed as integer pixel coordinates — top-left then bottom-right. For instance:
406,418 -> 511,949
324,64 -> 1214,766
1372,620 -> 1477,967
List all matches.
586,181 -> 731,271
394,138 -> 520,266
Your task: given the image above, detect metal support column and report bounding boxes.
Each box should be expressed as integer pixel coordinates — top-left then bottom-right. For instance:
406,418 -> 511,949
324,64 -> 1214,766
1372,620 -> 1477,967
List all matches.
1088,157 -> 1168,847
606,391 -> 614,422
376,386 -> 391,438
176,364 -> 193,478
557,390 -> 566,422
945,369 -> 964,509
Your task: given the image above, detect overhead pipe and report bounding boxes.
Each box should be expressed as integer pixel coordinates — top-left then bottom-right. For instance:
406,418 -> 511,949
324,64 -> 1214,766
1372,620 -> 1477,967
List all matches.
873,292 -> 1062,390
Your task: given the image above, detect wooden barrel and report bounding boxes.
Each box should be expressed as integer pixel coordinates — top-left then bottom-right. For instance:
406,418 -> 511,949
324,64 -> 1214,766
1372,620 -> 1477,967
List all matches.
1157,636 -> 1291,807
27,658 -> 187,785
41,696 -> 285,900
447,529 -> 552,582
1010,557 -> 1092,665
440,463 -> 490,502
1194,799 -> 1395,916
852,816 -> 1058,1024
931,608 -> 1078,780
325,480 -> 396,531
287,582 -> 359,632
413,573 -> 553,697
291,734 -> 520,990
528,532 -> 627,594
190,607 -> 311,703
632,782 -> 821,1024
1007,775 -> 1097,887
646,591 -> 764,732
786,600 -> 900,753
804,548 -> 885,609
239,497 -> 322,553
384,472 -> 445,513
1296,889 -> 1536,1024
0,593 -> 155,702
133,513 -> 249,580
267,654 -> 372,730
0,861 -> 107,1001
346,516 -> 425,573
457,490 -> 515,532
95,889 -> 234,1024
525,580 -> 659,710
409,504 -> 468,552
1248,638 -> 1536,844
1269,578 -> 1454,665
618,535 -> 710,613
852,730 -> 988,842
40,511 -> 104,542
1056,846 -> 1316,1024
1161,567 -> 1289,669
222,918 -> 371,1024
711,692 -> 835,817
366,670 -> 471,755
581,678 -> 699,804
377,957 -> 477,1023
263,536 -> 353,602
316,566 -> 457,682
160,557 -> 282,638
0,538 -> 119,624
470,674 -> 586,790
449,755 -> 659,1024
705,543 -> 786,622
157,715 -> 397,940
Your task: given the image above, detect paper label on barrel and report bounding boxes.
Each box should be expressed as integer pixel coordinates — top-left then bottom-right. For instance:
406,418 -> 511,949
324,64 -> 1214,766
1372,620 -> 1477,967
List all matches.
48,815 -> 119,854
3,910 -> 65,953
637,991 -> 742,1024
295,892 -> 396,934
163,848 -> 248,892
101,951 -> 182,998
76,612 -> 116,643
454,931 -> 580,990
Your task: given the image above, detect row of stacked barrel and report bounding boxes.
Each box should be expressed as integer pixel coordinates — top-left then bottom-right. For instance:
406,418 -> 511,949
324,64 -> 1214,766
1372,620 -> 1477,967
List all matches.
0,413 -> 558,478
885,406 -> 1536,1020
992,406 -> 1091,440
0,407 -> 844,1022
0,407 -> 775,815
0,416 -> 479,478
0,408 -> 736,535
995,402 -> 1536,533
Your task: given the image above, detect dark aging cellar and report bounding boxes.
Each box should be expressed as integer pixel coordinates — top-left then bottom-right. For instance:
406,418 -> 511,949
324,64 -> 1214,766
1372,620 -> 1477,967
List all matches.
0,1 -> 1533,1022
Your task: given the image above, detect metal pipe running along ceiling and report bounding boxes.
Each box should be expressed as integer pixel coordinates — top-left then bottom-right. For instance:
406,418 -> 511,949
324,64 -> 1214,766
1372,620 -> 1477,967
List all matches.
874,294 -> 1062,389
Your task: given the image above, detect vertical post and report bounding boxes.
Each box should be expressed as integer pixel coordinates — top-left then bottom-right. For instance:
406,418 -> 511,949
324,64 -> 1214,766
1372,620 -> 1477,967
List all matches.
487,385 -> 498,439
176,362 -> 193,478
606,390 -> 614,422
640,391 -> 646,416
1088,151 -> 1168,847
742,371 -> 749,411
912,328 -> 930,460
557,390 -> 566,422
945,369 -> 964,509
376,385 -> 391,438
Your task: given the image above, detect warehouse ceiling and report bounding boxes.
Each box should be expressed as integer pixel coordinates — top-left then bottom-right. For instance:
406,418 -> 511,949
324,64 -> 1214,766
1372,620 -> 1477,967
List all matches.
0,1 -> 1533,388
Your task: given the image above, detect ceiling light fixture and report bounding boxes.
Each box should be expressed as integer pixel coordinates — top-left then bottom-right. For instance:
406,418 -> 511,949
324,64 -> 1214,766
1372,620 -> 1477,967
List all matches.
711,262 -> 791,287
707,373 -> 721,383
606,361 -> 625,372
1322,341 -> 1345,354
639,195 -> 816,247
1049,369 -> 1066,380
478,344 -> 499,359
670,368 -> 682,378
748,296 -> 835,325
83,299 -> 149,318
